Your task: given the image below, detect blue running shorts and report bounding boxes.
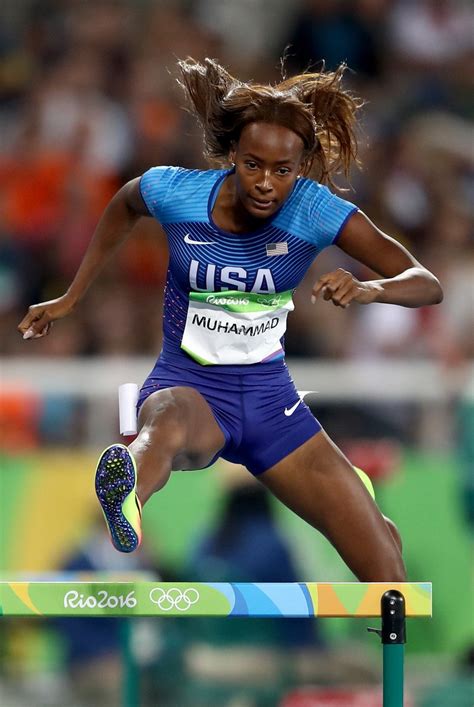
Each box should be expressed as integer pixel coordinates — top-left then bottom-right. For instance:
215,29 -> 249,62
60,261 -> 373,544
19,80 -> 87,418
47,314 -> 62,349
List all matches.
137,358 -> 321,476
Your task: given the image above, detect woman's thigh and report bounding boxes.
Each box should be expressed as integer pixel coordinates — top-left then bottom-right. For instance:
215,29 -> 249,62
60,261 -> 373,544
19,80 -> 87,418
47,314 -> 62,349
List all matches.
257,429 -> 406,581
137,385 -> 226,471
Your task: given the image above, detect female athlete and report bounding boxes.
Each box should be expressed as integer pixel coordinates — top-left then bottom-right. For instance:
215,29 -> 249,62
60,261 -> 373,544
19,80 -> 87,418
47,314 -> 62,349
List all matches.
19,59 -> 443,581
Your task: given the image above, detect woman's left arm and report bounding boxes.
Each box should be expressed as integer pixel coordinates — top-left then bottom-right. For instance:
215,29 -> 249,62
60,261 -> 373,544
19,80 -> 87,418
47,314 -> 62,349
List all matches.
312,211 -> 443,308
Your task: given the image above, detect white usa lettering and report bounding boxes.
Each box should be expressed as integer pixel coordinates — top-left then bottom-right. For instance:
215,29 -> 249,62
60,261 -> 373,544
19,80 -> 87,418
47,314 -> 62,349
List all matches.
189,259 -> 275,294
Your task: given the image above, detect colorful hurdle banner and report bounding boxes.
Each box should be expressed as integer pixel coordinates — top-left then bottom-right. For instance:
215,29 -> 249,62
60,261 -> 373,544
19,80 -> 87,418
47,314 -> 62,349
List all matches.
0,581 -> 431,618
0,582 -> 432,707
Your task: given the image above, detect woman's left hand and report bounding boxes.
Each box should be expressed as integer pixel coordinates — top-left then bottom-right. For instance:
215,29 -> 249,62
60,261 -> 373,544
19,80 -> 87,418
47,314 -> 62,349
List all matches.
311,268 -> 382,308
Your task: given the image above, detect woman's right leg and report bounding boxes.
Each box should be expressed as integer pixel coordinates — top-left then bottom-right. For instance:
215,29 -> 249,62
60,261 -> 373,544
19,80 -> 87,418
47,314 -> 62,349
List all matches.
96,385 -> 225,552
132,386 -> 226,505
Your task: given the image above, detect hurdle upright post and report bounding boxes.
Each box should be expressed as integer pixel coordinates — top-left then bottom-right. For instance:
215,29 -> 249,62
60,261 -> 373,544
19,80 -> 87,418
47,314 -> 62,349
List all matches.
120,619 -> 139,707
369,589 -> 406,707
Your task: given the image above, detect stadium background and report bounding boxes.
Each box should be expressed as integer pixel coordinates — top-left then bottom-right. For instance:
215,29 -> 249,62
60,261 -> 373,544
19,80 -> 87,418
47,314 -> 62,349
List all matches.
0,0 -> 473,705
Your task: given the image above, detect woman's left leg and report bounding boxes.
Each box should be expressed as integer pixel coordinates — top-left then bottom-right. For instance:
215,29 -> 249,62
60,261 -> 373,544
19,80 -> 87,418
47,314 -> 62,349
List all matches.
257,429 -> 406,582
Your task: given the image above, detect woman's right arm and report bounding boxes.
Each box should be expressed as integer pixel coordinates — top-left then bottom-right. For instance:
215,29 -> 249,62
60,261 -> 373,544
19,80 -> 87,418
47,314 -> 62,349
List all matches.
18,177 -> 150,339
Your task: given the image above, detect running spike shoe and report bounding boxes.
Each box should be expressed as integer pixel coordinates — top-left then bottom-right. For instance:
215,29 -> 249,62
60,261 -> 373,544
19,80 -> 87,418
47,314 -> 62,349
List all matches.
95,444 -> 142,553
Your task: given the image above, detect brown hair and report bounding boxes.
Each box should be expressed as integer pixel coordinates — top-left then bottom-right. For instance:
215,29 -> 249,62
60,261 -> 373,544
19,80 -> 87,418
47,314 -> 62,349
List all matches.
177,57 -> 363,189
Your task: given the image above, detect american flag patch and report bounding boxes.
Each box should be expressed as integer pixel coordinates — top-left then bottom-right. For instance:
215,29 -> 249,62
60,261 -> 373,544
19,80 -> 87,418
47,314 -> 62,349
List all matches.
266,242 -> 288,256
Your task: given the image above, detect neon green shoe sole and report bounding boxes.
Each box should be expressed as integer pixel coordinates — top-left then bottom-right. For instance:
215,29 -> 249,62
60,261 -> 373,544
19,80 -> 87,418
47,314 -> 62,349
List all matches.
95,444 -> 142,553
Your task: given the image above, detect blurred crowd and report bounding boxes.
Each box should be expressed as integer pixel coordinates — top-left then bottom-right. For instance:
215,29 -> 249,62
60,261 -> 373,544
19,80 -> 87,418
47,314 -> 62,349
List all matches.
0,0 -> 473,364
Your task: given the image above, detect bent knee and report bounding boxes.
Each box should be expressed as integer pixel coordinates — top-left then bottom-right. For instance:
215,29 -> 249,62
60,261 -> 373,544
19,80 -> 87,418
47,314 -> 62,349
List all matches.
384,515 -> 403,553
379,571 -> 407,583
375,556 -> 407,583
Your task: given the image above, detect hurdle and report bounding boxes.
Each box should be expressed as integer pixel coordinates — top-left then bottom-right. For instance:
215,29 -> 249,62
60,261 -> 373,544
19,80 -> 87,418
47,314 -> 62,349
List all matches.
0,581 -> 431,706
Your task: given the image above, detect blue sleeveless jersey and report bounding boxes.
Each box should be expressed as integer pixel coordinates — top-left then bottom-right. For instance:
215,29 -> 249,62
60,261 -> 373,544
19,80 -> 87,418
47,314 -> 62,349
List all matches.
139,166 -> 357,372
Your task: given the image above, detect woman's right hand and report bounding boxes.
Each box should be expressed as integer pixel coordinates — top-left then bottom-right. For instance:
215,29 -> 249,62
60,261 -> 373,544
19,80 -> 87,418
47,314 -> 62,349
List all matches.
18,296 -> 75,340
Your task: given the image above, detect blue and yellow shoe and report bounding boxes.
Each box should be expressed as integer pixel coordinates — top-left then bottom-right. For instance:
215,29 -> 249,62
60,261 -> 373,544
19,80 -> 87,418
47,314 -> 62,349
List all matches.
95,444 -> 142,553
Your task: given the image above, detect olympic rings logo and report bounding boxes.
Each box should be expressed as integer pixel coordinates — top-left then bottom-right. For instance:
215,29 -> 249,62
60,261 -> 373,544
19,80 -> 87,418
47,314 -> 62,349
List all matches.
149,587 -> 200,612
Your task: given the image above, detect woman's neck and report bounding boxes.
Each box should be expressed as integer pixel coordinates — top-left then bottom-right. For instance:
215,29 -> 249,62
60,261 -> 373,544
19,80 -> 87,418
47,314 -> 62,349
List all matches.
212,173 -> 266,234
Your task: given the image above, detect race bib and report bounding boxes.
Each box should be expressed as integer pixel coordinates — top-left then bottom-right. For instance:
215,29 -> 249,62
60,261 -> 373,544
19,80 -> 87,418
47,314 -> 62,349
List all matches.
181,290 -> 294,365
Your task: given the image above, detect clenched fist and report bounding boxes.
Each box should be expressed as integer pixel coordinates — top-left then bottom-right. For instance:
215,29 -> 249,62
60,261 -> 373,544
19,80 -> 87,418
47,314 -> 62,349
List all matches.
311,268 -> 382,308
18,296 -> 75,340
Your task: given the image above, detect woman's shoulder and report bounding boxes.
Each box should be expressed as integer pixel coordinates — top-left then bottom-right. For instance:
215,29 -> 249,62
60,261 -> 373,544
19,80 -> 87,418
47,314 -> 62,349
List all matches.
292,176 -> 357,212
140,166 -> 228,223
294,176 -> 337,200
274,176 -> 358,247
142,165 -> 226,187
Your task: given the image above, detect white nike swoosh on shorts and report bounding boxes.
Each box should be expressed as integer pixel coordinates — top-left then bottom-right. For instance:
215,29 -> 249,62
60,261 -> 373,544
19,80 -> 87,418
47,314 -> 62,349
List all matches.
184,233 -> 216,245
284,399 -> 302,416
284,391 -> 317,417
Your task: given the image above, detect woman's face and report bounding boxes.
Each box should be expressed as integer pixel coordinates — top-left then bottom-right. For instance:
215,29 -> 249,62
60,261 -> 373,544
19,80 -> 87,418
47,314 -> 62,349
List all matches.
230,122 -> 306,219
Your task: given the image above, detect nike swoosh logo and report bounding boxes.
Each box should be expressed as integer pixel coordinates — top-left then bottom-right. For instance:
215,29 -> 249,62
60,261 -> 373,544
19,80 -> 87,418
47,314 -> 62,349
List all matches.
284,399 -> 302,416
184,234 -> 216,245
